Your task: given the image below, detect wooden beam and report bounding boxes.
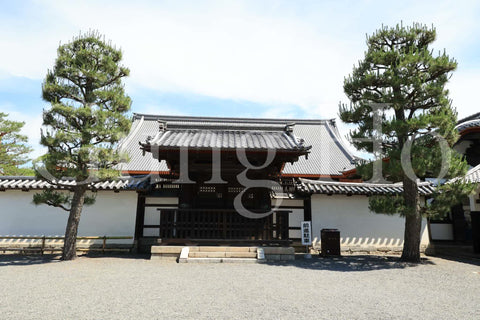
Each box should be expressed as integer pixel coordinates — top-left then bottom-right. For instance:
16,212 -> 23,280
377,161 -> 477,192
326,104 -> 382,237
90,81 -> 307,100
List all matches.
134,194 -> 146,241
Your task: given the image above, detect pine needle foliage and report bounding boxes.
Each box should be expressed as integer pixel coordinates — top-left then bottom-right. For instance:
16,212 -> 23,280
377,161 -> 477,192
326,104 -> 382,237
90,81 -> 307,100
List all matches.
0,113 -> 32,175
34,31 -> 131,260
339,23 -> 475,261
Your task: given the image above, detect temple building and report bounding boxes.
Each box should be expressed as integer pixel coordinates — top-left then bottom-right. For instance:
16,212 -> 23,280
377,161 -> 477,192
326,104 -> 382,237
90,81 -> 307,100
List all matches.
9,112 -> 477,257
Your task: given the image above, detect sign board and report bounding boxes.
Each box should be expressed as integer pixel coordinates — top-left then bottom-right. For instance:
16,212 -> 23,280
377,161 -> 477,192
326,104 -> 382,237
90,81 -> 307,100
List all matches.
301,221 -> 312,246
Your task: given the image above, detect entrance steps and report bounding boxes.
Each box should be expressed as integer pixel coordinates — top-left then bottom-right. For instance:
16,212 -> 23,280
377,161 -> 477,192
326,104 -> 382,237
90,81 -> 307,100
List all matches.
151,246 -> 295,262
184,246 -> 260,263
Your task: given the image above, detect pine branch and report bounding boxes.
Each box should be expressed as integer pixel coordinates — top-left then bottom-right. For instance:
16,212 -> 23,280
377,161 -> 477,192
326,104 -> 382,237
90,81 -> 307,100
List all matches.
45,200 -> 71,212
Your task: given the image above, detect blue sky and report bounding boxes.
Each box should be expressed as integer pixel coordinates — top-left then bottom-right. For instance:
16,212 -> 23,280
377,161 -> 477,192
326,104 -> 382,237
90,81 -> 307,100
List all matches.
1,0 -> 479,159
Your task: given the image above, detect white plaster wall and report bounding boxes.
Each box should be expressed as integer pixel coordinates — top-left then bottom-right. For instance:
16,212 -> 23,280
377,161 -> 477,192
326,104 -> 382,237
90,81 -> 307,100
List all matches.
311,194 -> 430,248
79,192 -> 137,242
429,224 -> 454,240
0,190 -> 137,244
470,185 -> 480,212
288,209 -> 304,239
272,198 -> 304,239
145,197 -> 178,205
143,197 -> 179,237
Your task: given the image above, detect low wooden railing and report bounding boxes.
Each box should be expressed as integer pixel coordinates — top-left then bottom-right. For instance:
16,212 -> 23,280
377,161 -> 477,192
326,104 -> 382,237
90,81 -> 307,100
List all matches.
0,236 -> 133,255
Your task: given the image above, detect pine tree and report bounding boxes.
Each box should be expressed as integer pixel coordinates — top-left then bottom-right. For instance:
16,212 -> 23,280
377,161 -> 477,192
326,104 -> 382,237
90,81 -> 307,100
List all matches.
340,23 -> 475,262
33,32 -> 132,260
0,113 -> 32,175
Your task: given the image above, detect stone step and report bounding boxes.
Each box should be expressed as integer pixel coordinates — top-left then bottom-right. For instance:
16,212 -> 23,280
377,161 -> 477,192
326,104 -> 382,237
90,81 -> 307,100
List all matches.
189,251 -> 258,258
187,258 -> 261,264
151,245 -> 295,262
188,246 -> 257,253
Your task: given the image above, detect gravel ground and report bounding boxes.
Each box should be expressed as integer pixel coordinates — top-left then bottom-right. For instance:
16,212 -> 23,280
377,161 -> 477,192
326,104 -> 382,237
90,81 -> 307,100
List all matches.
0,254 -> 479,320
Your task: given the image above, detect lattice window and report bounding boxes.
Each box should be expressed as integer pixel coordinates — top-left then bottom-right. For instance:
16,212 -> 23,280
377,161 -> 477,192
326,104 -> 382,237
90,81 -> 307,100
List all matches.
228,187 -> 244,193
199,186 -> 216,193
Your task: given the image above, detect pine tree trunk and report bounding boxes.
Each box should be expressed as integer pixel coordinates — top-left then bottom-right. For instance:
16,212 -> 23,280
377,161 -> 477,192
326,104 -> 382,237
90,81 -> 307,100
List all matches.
400,177 -> 422,262
62,185 -> 87,261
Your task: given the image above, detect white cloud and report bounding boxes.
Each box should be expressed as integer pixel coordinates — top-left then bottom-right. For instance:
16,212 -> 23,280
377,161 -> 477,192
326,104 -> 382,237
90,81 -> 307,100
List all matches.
447,70 -> 480,119
0,0 -> 365,118
1,0 -> 479,157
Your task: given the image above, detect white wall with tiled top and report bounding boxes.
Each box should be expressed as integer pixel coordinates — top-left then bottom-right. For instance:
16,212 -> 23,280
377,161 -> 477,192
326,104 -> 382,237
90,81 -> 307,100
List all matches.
310,194 -> 430,249
0,190 -> 137,243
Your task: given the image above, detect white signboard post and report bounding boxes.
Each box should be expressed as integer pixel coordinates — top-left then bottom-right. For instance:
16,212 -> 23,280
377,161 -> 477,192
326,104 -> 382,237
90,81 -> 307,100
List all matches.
301,221 -> 312,259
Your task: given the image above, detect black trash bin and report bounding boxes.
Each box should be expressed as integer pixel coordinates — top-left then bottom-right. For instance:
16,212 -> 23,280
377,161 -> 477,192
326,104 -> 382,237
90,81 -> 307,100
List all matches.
321,228 -> 340,256
471,211 -> 480,253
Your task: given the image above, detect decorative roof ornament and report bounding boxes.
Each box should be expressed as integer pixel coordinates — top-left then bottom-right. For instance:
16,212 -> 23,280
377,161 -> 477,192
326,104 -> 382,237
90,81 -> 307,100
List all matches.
158,120 -> 167,131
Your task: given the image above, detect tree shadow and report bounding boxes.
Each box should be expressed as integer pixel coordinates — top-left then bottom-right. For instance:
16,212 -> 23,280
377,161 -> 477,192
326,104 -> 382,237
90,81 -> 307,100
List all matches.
82,252 -> 151,260
264,255 -> 435,272
0,254 -> 61,267
431,254 -> 480,267
0,252 -> 151,266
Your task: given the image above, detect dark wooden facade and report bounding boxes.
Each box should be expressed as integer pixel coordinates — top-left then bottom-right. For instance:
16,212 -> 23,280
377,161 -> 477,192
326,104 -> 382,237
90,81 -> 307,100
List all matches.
135,182 -> 295,247
134,124 -> 310,247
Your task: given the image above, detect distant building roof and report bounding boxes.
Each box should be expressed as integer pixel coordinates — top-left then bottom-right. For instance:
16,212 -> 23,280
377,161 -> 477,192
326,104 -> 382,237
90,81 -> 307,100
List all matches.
296,178 -> 435,196
464,164 -> 480,183
456,112 -> 480,133
118,114 -> 357,177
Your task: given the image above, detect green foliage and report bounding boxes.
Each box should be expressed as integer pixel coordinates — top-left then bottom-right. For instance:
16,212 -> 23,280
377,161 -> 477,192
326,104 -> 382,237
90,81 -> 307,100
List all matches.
339,23 -> 475,218
36,31 -> 131,208
369,194 -> 407,215
0,112 -> 32,175
368,180 -> 477,218
426,181 -> 476,218
33,189 -> 72,211
15,167 -> 36,176
33,189 -> 96,211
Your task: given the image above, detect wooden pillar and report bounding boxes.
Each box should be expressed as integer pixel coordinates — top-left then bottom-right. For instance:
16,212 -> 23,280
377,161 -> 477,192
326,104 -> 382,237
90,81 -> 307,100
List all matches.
304,197 -> 312,221
134,193 -> 146,241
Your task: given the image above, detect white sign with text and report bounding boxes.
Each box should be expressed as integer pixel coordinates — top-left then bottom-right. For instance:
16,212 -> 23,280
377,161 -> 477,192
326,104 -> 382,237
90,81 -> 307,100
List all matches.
301,221 -> 312,246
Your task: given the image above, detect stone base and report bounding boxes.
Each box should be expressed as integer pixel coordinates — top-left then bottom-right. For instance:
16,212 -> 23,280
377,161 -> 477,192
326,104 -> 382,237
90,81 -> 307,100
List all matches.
150,245 -> 295,262
263,247 -> 295,261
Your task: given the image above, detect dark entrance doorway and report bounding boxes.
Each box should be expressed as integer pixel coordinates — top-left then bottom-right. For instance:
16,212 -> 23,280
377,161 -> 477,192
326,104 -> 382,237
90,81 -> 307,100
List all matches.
157,208 -> 290,241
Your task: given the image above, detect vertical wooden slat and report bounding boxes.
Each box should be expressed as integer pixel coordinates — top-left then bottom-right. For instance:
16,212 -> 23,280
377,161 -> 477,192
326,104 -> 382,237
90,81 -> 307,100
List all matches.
134,194 -> 146,240
41,236 -> 46,255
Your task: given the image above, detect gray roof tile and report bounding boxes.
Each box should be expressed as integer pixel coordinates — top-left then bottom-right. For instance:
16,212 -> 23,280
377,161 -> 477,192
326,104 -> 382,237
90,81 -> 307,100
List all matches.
0,176 -> 147,191
456,112 -> 480,132
118,114 -> 357,176
465,164 -> 480,183
296,178 -> 435,195
142,129 -> 309,151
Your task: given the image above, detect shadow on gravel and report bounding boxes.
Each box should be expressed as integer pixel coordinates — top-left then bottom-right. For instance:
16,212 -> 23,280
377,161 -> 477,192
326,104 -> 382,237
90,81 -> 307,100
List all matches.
0,255 -> 61,267
265,255 -> 435,272
0,253 -> 150,266
431,254 -> 480,266
82,252 -> 150,260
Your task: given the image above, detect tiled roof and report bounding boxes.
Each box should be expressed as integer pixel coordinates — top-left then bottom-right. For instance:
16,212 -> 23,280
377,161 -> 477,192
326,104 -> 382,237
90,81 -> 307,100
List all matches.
296,178 -> 436,196
118,114 -> 357,176
0,176 -> 148,191
0,176 -> 441,196
456,112 -> 480,132
141,127 -> 310,152
465,164 -> 480,183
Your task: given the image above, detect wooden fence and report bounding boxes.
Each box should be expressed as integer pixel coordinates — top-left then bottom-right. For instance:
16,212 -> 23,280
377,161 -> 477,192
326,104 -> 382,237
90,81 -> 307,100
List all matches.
0,236 -> 133,255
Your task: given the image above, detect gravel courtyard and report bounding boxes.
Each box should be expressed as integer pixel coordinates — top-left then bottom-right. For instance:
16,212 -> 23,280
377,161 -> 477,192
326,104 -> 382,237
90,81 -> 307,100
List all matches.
0,254 -> 479,320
